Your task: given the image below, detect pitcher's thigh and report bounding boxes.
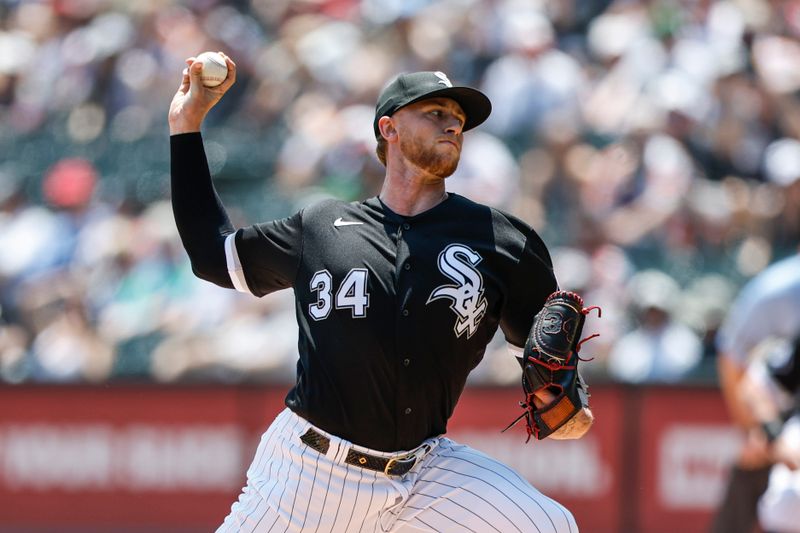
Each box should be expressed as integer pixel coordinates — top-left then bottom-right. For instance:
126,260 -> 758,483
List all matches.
393,440 -> 577,533
216,482 -> 286,533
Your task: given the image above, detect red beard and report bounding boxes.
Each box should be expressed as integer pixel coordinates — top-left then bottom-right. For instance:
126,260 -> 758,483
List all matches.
399,135 -> 460,178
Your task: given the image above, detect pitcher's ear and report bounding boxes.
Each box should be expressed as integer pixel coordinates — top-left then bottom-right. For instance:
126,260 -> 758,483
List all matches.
378,116 -> 396,141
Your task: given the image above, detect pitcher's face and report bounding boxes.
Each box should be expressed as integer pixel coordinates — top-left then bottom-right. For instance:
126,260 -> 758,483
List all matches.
394,98 -> 466,179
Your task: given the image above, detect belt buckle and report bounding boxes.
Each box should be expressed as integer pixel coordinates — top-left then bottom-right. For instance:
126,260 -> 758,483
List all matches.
383,454 -> 412,476
383,457 -> 398,476
383,445 -> 428,476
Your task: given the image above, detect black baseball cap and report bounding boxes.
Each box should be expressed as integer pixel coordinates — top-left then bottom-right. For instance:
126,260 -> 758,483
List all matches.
373,71 -> 492,138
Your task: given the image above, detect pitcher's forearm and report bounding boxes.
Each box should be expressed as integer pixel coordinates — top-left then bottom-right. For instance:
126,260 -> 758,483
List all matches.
170,132 -> 234,288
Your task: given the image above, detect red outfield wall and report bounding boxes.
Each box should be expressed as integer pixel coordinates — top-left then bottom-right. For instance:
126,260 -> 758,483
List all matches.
0,385 -> 738,533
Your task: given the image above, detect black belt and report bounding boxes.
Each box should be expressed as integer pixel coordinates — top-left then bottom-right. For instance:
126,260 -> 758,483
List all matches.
300,428 -> 430,476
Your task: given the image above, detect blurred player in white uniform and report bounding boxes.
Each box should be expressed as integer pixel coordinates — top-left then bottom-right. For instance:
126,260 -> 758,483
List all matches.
712,252 -> 800,533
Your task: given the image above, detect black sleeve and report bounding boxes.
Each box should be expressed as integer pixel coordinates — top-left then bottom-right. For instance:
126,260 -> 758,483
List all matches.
235,212 -> 303,297
500,227 -> 558,348
170,132 -> 235,288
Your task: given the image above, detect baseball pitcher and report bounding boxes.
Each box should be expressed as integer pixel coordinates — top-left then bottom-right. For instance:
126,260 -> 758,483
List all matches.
169,52 -> 595,532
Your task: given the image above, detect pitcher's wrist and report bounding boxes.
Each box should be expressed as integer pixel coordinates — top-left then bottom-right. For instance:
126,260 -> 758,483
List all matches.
169,119 -> 202,135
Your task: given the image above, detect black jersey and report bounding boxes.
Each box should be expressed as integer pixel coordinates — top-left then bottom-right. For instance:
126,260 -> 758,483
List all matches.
230,197 -> 557,451
171,133 -> 557,451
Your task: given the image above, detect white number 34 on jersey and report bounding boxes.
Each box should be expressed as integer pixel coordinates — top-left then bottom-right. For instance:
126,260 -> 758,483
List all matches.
308,268 -> 370,320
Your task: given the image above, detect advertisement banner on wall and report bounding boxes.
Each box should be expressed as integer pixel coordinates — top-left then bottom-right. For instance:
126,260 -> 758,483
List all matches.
636,386 -> 741,533
0,386 -> 269,530
0,385 -> 737,532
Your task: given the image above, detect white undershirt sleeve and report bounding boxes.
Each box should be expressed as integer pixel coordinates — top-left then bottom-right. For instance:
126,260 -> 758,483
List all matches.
224,232 -> 250,294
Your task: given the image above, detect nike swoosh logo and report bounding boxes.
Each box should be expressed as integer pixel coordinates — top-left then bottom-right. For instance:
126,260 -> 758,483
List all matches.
333,217 -> 363,227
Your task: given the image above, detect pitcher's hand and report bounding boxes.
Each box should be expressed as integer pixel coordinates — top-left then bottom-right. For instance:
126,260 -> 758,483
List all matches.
168,52 -> 236,134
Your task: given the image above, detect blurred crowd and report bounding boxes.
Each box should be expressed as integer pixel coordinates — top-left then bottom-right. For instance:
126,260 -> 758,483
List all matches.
1,0 -> 800,385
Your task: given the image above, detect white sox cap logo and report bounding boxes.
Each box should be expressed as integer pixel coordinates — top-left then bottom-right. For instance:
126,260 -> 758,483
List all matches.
427,243 -> 487,338
434,71 -> 452,87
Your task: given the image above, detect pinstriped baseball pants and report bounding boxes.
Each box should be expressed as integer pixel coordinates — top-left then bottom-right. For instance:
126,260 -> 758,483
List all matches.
217,408 -> 577,533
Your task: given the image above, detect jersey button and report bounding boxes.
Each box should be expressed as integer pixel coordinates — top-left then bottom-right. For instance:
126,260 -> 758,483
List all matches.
402,223 -> 411,231
403,358 -> 410,367
404,407 -> 412,415
402,309 -> 409,317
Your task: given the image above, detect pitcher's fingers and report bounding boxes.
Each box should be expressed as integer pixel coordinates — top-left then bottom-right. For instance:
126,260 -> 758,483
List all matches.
216,52 -> 236,88
218,51 -> 236,69
176,68 -> 190,93
188,60 -> 203,83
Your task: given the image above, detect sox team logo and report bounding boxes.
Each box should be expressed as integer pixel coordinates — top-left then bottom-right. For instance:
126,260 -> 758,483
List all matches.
427,244 -> 488,339
434,71 -> 452,87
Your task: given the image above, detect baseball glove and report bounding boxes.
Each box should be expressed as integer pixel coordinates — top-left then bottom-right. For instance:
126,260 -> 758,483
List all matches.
505,290 -> 600,441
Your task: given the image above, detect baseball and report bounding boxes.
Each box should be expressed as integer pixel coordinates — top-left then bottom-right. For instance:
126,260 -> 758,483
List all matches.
196,51 -> 228,87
